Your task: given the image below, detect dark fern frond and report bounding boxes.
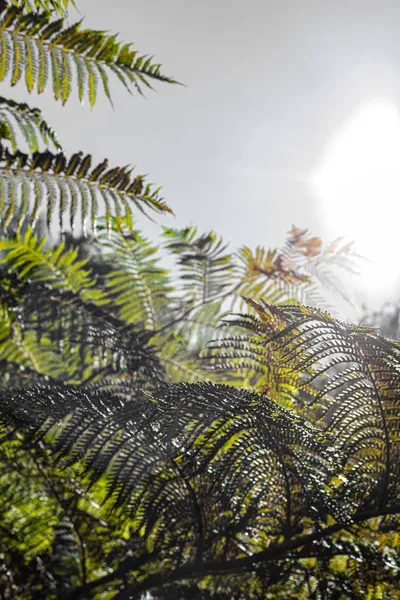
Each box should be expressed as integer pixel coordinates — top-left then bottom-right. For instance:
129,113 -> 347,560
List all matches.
0,381 -> 340,547
163,226 -> 237,353
0,95 -> 62,152
212,299 -> 400,513
1,381 -> 399,597
0,144 -> 171,235
17,285 -> 163,385
164,226 -> 236,305
0,5 -> 178,106
0,241 -> 163,387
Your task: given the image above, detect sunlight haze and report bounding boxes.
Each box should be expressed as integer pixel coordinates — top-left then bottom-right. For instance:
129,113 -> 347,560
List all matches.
312,99 -> 400,299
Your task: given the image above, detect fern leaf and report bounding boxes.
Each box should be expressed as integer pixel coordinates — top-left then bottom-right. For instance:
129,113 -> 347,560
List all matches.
0,145 -> 172,235
0,5 -> 179,106
0,95 -> 61,152
1,378 -> 399,596
217,300 -> 400,511
235,228 -> 360,310
9,0 -> 76,14
96,218 -> 173,330
164,226 -> 235,305
0,227 -> 102,301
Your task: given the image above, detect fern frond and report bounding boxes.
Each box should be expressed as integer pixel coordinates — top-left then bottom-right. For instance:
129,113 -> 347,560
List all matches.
216,300 -> 400,512
0,145 -> 171,235
3,380 -> 396,598
163,226 -> 237,353
0,381 -> 340,544
9,0 -> 76,15
164,226 -> 236,304
96,218 -> 173,330
234,228 -> 360,311
0,6 -> 178,106
17,287 -> 163,385
0,228 -> 102,301
0,302 -> 69,380
281,226 -> 361,306
0,95 -> 61,152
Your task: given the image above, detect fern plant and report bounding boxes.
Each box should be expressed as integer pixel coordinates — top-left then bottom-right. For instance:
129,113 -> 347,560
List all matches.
0,0 -> 399,598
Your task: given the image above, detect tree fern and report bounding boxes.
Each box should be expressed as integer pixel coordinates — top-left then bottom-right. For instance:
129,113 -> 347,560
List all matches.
0,144 -> 171,235
1,379 -> 399,598
0,95 -> 61,152
0,5 -> 178,106
0,238 -> 164,386
163,226 -> 237,351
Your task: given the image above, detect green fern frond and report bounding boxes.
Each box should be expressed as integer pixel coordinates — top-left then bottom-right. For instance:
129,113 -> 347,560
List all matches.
153,331 -> 207,382
0,145 -> 171,235
0,227 -> 103,301
0,303 -> 69,380
0,5 -> 178,106
9,0 -> 75,15
95,218 -> 172,330
0,95 -> 62,152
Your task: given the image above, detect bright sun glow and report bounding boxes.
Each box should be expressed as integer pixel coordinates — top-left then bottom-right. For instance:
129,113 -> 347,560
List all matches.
311,99 -> 400,294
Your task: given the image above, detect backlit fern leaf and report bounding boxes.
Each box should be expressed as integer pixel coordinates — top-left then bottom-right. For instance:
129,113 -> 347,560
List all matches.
281,226 -> 360,307
0,95 -> 61,152
0,5 -> 178,106
9,0 -> 75,14
0,227 -> 102,301
0,145 -> 171,235
96,218 -> 173,330
235,227 -> 359,310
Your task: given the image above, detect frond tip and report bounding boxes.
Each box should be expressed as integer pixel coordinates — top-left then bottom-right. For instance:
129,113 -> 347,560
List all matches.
0,6 -> 179,106
0,145 -> 172,235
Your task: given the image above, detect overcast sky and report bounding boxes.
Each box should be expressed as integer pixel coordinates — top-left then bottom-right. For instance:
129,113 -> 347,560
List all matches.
6,0 -> 400,313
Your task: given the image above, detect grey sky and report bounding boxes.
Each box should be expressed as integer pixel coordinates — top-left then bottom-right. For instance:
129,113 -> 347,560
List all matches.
5,0 -> 400,312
